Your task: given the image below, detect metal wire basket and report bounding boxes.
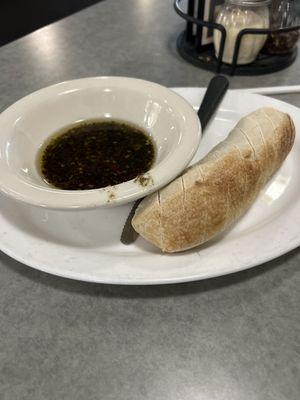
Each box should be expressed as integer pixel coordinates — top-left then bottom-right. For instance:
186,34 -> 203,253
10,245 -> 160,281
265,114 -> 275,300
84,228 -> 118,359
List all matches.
174,0 -> 300,76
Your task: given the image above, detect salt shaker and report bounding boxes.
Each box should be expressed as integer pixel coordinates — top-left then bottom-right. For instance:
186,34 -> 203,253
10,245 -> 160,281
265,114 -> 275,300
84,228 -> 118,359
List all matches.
214,0 -> 270,65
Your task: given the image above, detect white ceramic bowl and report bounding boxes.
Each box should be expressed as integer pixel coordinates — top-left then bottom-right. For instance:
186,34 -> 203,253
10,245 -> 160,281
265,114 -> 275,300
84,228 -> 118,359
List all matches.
0,77 -> 201,210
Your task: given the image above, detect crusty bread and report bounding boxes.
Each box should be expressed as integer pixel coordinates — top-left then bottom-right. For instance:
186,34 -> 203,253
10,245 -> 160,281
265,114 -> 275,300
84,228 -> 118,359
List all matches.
132,107 -> 295,253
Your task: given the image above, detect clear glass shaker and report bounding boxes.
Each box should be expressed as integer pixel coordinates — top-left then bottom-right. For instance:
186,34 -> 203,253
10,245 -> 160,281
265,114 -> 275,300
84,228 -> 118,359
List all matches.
214,0 -> 270,65
265,0 -> 299,55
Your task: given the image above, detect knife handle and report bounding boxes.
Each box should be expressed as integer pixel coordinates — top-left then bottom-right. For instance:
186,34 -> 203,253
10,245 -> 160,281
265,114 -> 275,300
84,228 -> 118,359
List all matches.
197,75 -> 229,132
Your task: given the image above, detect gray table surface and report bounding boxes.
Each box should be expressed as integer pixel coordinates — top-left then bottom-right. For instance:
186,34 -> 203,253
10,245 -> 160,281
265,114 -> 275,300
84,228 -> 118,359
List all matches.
0,1 -> 299,399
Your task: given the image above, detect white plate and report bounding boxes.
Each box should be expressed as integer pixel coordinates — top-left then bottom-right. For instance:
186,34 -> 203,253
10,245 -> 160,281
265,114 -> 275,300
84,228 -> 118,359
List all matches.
0,88 -> 299,284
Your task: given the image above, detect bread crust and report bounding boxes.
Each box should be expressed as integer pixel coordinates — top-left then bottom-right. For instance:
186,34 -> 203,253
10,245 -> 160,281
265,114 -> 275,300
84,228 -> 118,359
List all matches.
132,108 -> 296,252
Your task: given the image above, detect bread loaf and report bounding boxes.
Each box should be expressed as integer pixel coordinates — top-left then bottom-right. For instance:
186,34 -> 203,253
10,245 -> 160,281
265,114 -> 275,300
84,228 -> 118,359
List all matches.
132,107 -> 295,253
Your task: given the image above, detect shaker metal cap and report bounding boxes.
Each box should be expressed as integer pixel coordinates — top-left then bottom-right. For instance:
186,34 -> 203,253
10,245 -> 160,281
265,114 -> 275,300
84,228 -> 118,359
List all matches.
228,0 -> 271,5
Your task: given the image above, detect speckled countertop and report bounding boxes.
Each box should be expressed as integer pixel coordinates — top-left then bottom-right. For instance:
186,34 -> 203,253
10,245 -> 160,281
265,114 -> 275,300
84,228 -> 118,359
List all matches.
0,1 -> 299,399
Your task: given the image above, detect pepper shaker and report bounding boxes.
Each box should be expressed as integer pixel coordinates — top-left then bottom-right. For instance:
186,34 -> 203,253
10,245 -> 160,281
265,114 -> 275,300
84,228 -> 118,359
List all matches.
265,0 -> 299,55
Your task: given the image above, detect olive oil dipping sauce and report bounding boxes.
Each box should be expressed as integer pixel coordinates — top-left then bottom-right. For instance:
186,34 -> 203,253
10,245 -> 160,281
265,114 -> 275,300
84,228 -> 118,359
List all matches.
39,120 -> 156,190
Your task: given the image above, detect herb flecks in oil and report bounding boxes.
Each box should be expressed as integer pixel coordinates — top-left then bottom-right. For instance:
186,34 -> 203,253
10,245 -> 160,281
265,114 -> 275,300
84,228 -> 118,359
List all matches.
40,120 -> 155,190
134,173 -> 154,187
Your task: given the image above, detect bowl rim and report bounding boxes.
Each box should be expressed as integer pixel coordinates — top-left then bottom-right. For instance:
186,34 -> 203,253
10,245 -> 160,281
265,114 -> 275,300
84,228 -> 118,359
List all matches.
0,76 -> 201,210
